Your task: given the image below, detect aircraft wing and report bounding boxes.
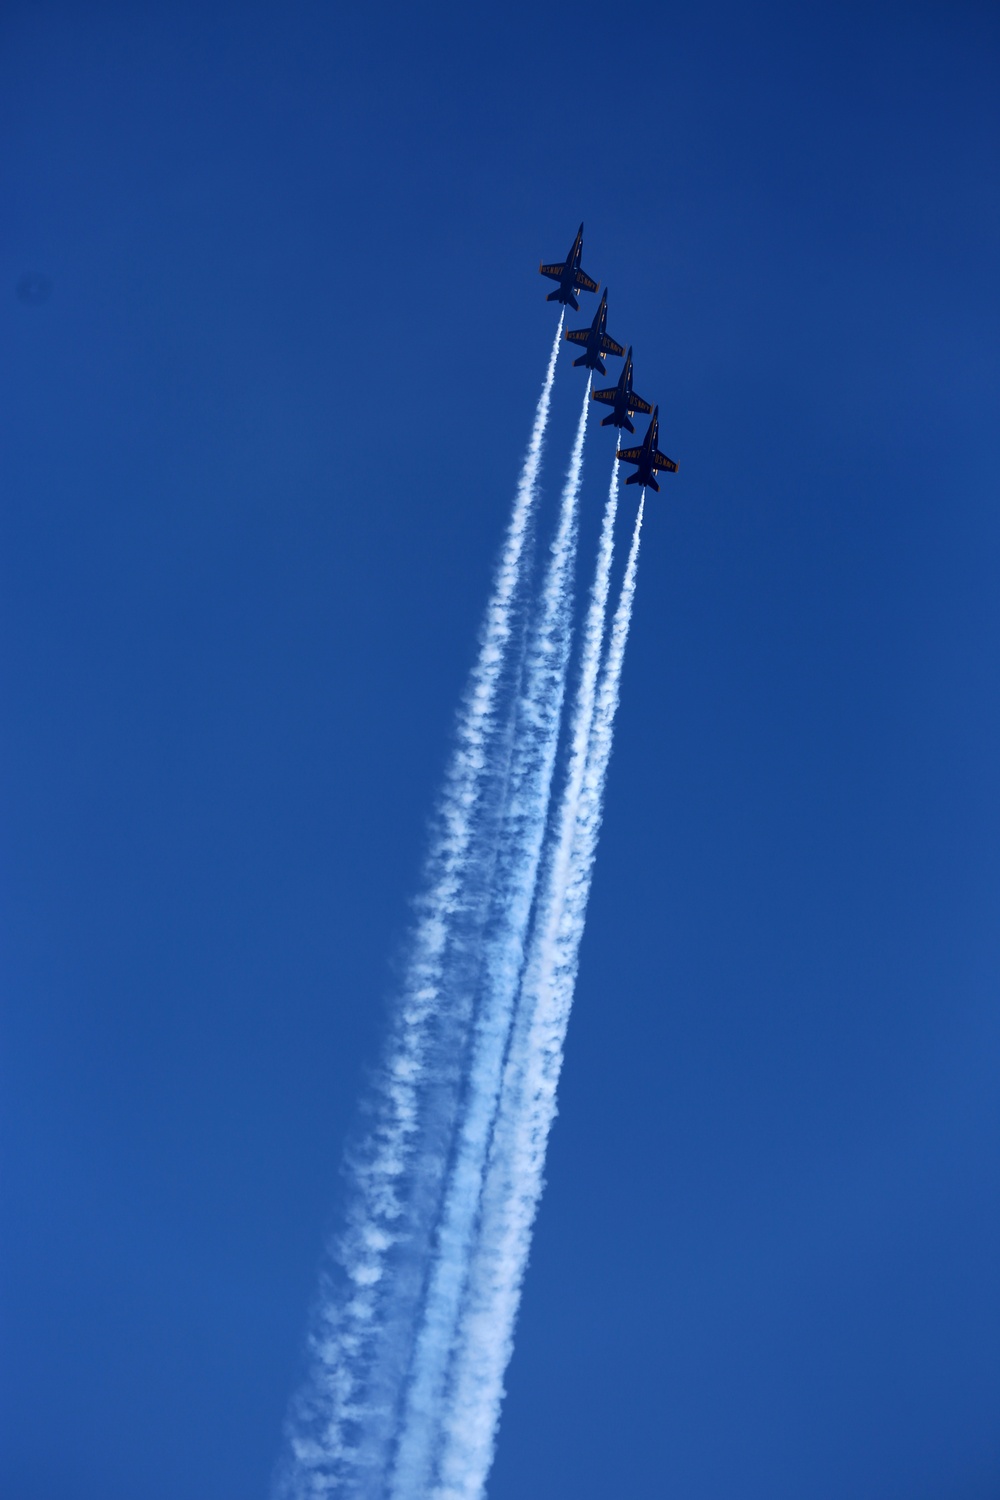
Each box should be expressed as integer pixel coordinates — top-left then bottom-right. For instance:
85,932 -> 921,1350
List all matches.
616,446 -> 642,464
539,261 -> 567,280
590,387 -> 617,407
574,270 -> 599,294
564,329 -> 591,347
653,450 -> 679,473
629,393 -> 654,417
599,334 -> 626,359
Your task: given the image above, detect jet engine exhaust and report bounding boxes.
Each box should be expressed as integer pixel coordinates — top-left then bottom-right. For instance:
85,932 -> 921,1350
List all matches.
272,317 -> 564,1500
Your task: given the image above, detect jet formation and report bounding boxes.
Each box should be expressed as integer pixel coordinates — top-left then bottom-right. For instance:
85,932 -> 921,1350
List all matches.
539,224 -> 677,490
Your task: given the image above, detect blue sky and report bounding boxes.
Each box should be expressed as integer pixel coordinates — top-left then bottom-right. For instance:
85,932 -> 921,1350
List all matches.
2,2 -> 999,1497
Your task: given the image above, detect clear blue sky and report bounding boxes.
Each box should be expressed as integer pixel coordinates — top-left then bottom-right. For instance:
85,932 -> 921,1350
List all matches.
2,3 -> 998,1497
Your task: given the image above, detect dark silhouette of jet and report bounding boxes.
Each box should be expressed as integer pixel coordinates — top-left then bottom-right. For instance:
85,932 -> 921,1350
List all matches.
564,290 -> 626,376
616,407 -> 678,491
539,224 -> 599,311
590,347 -> 653,433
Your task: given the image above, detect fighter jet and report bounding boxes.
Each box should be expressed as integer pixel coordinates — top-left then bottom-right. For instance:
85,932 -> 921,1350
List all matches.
564,290 -> 626,376
615,407 -> 678,491
539,223 -> 599,311
590,347 -> 653,433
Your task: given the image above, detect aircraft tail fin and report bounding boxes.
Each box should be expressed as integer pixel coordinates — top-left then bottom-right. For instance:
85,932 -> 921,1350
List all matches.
547,287 -> 578,310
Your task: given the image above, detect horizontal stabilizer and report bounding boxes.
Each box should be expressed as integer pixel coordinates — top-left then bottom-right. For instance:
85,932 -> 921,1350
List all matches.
548,288 -> 578,308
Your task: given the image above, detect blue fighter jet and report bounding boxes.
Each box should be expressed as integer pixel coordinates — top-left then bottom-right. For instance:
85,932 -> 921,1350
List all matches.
539,223 -> 600,311
590,347 -> 654,433
564,290 -> 626,376
615,407 -> 678,492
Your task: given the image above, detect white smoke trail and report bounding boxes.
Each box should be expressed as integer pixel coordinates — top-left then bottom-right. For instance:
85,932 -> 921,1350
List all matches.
389,382 -> 593,1500
435,491 -> 645,1500
272,319 -> 564,1500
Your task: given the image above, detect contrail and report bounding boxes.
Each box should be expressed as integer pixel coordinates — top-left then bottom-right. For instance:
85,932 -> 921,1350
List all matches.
389,381 -> 593,1500
434,489 -> 645,1500
272,319 -> 564,1500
